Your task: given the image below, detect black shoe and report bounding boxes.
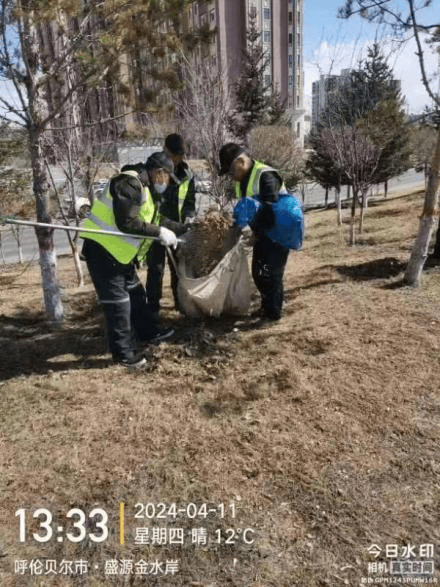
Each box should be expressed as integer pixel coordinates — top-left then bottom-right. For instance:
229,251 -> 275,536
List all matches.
147,327 -> 175,343
118,355 -> 147,369
251,307 -> 281,321
265,312 -> 281,322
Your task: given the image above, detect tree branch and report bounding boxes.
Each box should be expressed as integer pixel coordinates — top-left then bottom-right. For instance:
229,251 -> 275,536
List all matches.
407,0 -> 440,107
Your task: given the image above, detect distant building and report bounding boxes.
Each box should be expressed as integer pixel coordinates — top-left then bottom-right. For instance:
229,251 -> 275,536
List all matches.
311,69 -> 353,134
311,68 -> 402,133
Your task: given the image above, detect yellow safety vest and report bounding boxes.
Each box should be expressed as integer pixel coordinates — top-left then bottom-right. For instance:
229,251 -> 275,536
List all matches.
80,170 -> 160,264
177,173 -> 191,221
234,160 -> 287,199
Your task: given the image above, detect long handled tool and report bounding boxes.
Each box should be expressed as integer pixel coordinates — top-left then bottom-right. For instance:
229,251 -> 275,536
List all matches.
3,217 -> 184,243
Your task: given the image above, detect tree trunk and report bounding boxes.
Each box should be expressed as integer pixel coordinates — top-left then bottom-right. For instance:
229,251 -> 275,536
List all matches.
350,188 -> 357,245
30,127 -> 64,322
346,185 -> 351,200
18,241 -> 23,264
335,186 -> 342,225
431,212 -> 440,259
21,5 -> 64,322
404,128 -> 440,286
325,187 -> 329,207
384,179 -> 388,198
72,241 -> 84,287
0,231 -> 5,265
11,226 -> 24,263
359,190 -> 367,234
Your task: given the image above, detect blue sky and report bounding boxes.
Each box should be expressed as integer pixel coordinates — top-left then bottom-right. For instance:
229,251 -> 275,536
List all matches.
304,0 -> 373,58
0,1 -> 438,120
303,0 -> 440,114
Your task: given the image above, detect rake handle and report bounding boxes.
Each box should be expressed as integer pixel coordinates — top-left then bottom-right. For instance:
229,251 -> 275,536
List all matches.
3,217 -> 184,243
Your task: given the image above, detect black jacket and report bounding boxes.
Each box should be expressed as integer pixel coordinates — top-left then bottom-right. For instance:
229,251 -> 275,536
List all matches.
110,172 -> 161,238
240,161 -> 282,236
159,161 -> 196,223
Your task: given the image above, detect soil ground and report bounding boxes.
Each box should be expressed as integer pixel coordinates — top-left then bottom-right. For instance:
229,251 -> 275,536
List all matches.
0,190 -> 440,586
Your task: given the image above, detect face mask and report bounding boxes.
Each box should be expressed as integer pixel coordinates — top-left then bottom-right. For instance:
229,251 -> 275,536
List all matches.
154,182 -> 167,194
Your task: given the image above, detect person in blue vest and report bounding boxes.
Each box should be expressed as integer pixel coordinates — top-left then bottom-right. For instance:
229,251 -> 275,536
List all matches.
219,142 -> 290,322
80,161 -> 178,369
146,135 -> 196,315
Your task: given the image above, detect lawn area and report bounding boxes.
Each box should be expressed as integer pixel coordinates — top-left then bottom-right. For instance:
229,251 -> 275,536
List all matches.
0,190 -> 439,586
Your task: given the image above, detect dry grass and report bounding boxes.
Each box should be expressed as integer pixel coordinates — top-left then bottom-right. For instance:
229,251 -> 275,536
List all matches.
1,190 -> 440,586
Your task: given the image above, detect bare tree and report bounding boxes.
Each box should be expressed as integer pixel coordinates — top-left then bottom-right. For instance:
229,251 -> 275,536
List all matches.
0,0 -> 107,320
0,166 -> 33,263
46,123 -> 122,287
174,54 -> 234,207
317,127 -> 381,244
339,0 -> 440,285
248,125 -> 306,191
0,0 -> 207,320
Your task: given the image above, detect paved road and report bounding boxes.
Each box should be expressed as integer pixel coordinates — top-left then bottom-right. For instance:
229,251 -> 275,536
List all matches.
0,224 -> 75,265
0,169 -> 425,266
301,168 -> 425,209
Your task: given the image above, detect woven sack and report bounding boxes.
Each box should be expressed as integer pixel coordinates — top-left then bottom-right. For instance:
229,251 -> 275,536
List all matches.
177,238 -> 251,318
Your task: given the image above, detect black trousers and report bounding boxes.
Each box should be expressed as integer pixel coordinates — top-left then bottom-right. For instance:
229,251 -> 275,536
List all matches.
145,240 -> 179,313
82,239 -> 158,362
252,235 -> 290,320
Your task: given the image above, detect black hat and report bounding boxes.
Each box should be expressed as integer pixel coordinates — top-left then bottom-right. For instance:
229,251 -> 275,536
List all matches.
121,163 -> 147,174
145,151 -> 178,182
218,143 -> 245,175
165,133 -> 185,156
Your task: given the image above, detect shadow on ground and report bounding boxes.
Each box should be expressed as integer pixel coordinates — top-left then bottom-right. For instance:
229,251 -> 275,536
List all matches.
0,293 -> 109,381
336,257 -> 406,281
0,294 -> 272,381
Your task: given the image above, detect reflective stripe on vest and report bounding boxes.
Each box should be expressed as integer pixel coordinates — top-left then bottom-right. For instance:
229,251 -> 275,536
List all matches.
136,186 -> 160,262
79,172 -> 159,265
234,160 -> 287,199
177,178 -> 190,221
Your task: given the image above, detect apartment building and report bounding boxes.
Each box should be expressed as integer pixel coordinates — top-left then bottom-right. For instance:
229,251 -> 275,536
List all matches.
187,0 -> 305,144
311,68 -> 402,133
36,1 -> 305,145
311,69 -> 353,134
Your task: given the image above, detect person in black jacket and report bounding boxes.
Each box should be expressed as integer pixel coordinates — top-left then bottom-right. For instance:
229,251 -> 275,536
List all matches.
81,162 -> 177,368
146,135 -> 196,315
163,133 -> 196,223
219,143 -> 290,321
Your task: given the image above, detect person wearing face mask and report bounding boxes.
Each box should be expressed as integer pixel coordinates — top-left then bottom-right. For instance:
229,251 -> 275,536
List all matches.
144,150 -> 188,317
80,162 -> 177,369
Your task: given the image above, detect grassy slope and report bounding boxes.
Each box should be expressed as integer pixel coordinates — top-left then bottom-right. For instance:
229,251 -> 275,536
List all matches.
1,190 -> 440,586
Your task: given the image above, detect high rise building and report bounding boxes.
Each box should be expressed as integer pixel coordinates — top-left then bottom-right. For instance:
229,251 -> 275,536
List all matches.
36,1 -> 305,146
187,0 -> 305,144
311,68 -> 402,133
311,69 -> 353,134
